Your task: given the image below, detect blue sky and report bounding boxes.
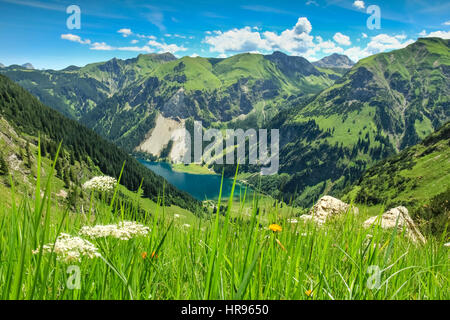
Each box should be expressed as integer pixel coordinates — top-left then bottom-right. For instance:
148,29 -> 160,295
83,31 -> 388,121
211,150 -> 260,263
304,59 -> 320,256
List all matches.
0,0 -> 449,70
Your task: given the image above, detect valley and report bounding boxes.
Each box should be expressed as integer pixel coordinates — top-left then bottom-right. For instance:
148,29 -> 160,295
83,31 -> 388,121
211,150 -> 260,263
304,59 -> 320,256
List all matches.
0,34 -> 448,301
2,38 -> 448,211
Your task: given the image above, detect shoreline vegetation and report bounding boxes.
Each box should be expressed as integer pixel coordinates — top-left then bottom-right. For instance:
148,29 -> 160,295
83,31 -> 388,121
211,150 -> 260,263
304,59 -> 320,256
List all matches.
172,163 -> 216,175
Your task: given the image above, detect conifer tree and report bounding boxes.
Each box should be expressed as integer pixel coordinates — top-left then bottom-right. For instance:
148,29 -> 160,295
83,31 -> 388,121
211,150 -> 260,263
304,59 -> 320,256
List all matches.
0,152 -> 9,176
25,141 -> 32,169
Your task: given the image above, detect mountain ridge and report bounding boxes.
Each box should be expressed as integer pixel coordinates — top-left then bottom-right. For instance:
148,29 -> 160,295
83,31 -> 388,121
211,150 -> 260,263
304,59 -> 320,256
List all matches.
241,37 -> 450,207
313,53 -> 355,69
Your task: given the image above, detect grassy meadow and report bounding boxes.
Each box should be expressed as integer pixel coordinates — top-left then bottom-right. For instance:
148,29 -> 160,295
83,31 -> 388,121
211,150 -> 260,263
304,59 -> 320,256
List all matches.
0,146 -> 448,300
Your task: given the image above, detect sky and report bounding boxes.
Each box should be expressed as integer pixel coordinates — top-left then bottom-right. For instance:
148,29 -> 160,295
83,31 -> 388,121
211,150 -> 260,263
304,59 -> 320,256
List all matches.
0,0 -> 449,70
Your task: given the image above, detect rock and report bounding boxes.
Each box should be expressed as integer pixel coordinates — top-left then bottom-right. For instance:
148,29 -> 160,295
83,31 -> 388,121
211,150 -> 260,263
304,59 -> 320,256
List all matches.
363,206 -> 426,244
299,196 -> 359,225
56,189 -> 68,199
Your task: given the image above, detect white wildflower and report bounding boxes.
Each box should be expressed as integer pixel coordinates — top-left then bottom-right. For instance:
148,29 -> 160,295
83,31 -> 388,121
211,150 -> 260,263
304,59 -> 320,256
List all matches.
32,233 -> 101,263
182,224 -> 191,228
79,221 -> 150,240
82,176 -> 117,192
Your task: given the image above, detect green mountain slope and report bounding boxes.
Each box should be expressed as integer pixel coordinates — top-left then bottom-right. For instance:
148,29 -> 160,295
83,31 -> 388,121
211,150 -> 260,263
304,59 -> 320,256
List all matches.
0,53 -> 177,119
80,51 -> 336,151
248,38 -> 450,207
0,74 -> 200,212
1,51 -> 338,153
343,121 -> 450,234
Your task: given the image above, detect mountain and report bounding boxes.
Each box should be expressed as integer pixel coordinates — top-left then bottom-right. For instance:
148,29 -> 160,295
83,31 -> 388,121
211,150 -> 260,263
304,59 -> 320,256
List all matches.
343,121 -> 450,235
0,63 -> 4,68
21,63 -> 34,70
78,51 -> 337,152
0,53 -> 177,119
2,38 -> 448,211
1,51 -> 336,127
313,53 -> 355,69
0,73 -> 201,212
245,38 -> 450,207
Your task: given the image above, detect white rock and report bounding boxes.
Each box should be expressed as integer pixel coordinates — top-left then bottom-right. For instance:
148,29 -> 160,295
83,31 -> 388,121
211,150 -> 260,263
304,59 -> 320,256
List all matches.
56,189 -> 68,199
300,196 -> 359,225
363,206 -> 426,244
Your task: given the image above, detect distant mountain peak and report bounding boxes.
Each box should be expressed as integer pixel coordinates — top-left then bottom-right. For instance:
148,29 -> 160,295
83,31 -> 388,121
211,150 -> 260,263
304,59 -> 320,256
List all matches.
0,62 -> 4,68
62,65 -> 81,71
21,63 -> 34,70
139,52 -> 177,62
265,51 -> 320,77
313,54 -> 355,69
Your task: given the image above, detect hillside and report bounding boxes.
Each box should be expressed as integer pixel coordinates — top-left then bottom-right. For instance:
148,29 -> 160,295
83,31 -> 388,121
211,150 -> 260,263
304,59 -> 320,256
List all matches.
1,52 -> 338,153
0,74 -> 201,212
245,38 -> 450,207
0,53 -> 177,119
82,52 -> 338,152
343,121 -> 450,234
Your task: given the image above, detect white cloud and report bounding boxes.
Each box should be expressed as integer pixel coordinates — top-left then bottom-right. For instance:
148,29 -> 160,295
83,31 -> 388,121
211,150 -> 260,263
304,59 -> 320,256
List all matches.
204,26 -> 270,53
364,34 -> 414,55
90,42 -> 115,51
117,46 -> 152,53
146,10 -> 165,32
263,18 -> 314,54
306,0 -> 318,6
147,40 -> 188,54
61,34 -> 91,45
190,53 -> 200,57
293,17 -> 312,34
395,34 -> 407,40
118,28 -> 132,37
61,31 -> 186,54
419,30 -> 427,37
443,21 -> 450,26
342,47 -> 364,62
316,36 -> 344,54
362,33 -> 368,38
353,1 -> 365,10
330,33 -> 415,62
136,34 -> 157,40
333,32 -> 351,46
422,30 -> 450,39
165,33 -> 187,39
204,17 -> 314,55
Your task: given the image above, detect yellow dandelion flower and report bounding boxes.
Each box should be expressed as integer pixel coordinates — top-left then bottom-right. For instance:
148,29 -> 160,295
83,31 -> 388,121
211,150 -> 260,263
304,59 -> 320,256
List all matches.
269,224 -> 282,232
305,289 -> 312,297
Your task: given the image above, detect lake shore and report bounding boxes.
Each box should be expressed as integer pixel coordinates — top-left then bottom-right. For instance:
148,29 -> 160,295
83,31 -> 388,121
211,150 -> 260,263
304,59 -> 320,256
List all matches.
171,163 -> 216,175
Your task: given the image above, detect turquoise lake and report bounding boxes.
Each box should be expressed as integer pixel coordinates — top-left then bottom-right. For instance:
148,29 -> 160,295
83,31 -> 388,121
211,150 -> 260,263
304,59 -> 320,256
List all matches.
139,160 -> 252,201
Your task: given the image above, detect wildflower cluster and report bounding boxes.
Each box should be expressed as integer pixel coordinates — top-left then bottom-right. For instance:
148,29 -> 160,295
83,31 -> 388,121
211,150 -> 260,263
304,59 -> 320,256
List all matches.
82,176 -> 117,192
32,233 -> 101,263
79,221 -> 150,240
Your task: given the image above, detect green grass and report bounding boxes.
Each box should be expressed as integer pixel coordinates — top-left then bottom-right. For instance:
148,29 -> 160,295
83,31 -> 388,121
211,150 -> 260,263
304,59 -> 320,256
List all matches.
0,146 -> 448,300
172,163 -> 215,175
